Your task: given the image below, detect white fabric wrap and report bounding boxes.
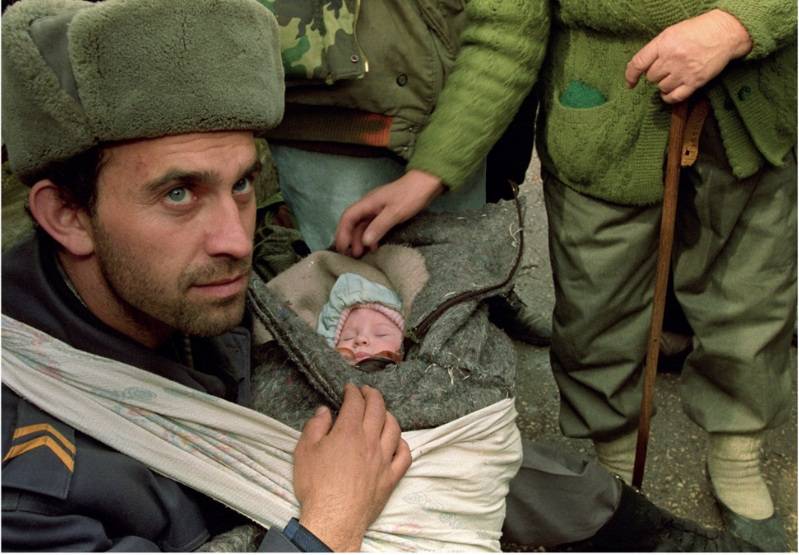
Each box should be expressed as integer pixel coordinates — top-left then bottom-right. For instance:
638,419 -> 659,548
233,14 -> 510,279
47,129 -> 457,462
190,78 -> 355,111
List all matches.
2,315 -> 522,552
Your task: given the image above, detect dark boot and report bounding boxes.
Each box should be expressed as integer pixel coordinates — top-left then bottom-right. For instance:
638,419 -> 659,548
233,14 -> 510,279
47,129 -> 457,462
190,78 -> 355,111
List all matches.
488,290 -> 551,346
559,483 -> 761,552
711,482 -> 789,552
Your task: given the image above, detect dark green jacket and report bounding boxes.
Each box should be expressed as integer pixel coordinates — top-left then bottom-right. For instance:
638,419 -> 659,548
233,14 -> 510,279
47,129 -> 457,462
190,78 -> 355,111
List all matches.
261,0 -> 550,192
261,0 -> 467,160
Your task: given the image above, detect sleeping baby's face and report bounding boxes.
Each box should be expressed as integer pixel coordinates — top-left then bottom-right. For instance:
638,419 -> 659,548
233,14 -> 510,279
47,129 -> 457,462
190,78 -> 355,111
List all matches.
336,307 -> 403,363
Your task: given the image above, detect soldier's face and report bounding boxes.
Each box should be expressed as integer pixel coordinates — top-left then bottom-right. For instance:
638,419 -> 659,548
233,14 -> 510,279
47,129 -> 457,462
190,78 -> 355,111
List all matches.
86,131 -> 258,342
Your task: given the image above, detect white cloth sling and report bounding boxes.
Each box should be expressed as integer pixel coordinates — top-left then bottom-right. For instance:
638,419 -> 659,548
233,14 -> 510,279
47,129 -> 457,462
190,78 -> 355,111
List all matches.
2,315 -> 522,551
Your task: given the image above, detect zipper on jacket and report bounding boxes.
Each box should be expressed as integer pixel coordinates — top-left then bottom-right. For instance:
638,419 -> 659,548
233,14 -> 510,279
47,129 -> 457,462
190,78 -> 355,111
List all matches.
351,0 -> 369,77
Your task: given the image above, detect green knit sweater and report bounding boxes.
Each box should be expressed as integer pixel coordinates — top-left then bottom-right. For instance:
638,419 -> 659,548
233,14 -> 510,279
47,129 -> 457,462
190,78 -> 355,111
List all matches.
537,0 -> 797,205
406,0 -> 550,189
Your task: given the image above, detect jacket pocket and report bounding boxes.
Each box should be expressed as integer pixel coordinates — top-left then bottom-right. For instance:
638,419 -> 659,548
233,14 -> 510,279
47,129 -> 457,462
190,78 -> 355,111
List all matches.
541,89 -> 638,186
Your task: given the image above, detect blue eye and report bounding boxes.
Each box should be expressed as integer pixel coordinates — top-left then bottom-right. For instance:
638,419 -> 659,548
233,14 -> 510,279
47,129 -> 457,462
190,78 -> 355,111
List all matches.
166,187 -> 191,204
233,177 -> 252,194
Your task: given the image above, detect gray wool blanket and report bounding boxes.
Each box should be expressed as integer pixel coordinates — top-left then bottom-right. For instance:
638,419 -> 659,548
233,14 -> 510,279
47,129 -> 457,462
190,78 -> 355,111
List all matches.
247,198 -> 525,431
199,198 -> 526,551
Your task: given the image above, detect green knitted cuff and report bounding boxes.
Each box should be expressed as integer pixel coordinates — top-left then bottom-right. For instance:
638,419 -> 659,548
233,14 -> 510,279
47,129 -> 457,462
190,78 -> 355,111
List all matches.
715,1 -> 797,59
405,159 -> 464,192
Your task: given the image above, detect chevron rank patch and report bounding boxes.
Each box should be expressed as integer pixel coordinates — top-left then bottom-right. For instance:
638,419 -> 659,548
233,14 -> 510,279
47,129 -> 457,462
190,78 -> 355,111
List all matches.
2,399 -> 76,500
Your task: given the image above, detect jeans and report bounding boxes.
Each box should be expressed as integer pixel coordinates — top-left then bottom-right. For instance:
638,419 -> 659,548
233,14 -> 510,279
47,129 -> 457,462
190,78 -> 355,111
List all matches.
271,144 -> 487,251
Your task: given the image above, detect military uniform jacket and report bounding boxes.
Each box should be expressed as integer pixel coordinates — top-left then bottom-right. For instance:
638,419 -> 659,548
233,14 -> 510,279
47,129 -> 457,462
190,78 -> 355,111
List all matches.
1,235 -> 309,551
263,0 -> 467,159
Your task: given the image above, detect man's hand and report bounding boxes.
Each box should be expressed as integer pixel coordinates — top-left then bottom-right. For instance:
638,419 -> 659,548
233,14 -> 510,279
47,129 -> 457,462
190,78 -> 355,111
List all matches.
334,169 -> 444,257
625,9 -> 752,103
293,384 -> 411,551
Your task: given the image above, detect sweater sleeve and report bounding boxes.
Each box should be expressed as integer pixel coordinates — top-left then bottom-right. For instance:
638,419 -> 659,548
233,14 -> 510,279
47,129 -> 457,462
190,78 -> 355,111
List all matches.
406,0 -> 550,190
714,0 -> 797,59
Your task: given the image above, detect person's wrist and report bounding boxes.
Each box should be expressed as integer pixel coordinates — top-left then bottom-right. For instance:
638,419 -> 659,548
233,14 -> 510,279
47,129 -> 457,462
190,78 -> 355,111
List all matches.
282,518 -> 333,552
711,9 -> 753,59
299,510 -> 365,552
406,169 -> 444,201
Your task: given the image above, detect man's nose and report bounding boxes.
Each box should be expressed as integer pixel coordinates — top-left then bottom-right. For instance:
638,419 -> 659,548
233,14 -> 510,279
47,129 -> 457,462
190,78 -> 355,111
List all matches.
205,197 -> 253,259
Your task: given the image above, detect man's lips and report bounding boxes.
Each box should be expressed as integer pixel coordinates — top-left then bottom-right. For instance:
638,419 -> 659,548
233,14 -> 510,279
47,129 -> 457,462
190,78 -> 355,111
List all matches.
191,273 -> 248,297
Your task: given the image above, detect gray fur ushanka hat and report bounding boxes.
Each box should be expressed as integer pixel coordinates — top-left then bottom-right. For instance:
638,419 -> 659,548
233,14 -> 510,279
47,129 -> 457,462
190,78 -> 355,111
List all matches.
2,0 -> 285,184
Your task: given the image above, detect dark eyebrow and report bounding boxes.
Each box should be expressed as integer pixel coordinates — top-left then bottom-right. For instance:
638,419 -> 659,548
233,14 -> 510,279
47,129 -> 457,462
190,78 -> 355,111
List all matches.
243,158 -> 262,179
143,169 -> 213,196
143,158 -> 261,196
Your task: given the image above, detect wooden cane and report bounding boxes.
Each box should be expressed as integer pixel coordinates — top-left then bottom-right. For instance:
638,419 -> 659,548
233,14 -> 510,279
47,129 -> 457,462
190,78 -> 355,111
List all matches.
632,101 -> 689,489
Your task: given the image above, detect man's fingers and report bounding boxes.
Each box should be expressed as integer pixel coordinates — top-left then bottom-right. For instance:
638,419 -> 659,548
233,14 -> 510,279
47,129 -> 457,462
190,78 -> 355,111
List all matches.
360,385 -> 387,441
298,405 -> 333,446
334,210 -> 355,255
335,383 -> 366,429
361,209 -> 402,251
625,39 -> 659,88
335,207 -> 371,254
655,73 -> 682,95
389,438 -> 412,483
335,195 -> 383,254
379,411 -> 402,461
661,84 -> 693,104
644,58 -> 669,85
350,220 -> 370,259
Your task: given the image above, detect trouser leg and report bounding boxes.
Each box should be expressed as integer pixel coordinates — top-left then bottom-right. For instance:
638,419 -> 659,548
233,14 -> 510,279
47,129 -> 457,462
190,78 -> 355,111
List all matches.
270,146 -> 405,251
502,439 -> 762,551
544,175 -> 659,439
501,439 -> 620,546
673,116 -> 796,434
672,119 -> 794,543
544,128 -> 796,439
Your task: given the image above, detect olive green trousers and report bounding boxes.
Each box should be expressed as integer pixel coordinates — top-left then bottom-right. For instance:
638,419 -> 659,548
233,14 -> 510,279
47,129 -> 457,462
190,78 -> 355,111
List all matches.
545,115 -> 797,440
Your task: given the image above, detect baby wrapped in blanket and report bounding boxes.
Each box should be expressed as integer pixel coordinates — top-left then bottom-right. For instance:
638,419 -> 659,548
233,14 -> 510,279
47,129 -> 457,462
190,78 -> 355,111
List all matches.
319,273 -> 406,366
200,199 -> 527,551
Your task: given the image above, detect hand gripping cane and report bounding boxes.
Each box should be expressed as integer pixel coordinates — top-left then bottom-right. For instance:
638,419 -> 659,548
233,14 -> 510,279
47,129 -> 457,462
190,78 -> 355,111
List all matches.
632,97 -> 709,490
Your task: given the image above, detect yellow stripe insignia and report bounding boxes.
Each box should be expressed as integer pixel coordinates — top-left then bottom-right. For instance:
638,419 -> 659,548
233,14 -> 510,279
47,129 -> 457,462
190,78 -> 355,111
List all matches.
4,424 -> 76,471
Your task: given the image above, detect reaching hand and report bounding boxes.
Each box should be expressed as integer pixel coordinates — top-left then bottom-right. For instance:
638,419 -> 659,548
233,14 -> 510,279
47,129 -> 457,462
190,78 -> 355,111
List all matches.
334,169 -> 444,258
293,384 -> 412,551
625,9 -> 752,103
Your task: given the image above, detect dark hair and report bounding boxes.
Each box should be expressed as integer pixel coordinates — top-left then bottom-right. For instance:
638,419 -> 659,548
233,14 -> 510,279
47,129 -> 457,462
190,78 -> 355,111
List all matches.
27,146 -> 106,214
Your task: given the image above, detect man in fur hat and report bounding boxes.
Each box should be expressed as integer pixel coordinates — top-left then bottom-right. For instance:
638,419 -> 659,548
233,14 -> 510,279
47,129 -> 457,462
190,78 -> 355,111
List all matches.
0,0 -> 758,551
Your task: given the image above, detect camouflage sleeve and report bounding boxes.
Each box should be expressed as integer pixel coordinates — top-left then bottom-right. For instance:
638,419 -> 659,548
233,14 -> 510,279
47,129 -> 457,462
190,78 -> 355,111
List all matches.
255,0 -> 367,83
195,524 -> 266,552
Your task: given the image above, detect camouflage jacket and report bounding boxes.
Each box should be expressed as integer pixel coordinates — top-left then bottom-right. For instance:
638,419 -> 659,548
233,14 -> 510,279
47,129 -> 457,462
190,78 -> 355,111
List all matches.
256,0 -> 368,84
260,0 -> 468,159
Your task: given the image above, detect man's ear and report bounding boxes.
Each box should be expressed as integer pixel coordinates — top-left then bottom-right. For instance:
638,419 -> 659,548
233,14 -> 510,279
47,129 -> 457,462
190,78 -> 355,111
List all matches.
28,180 -> 95,256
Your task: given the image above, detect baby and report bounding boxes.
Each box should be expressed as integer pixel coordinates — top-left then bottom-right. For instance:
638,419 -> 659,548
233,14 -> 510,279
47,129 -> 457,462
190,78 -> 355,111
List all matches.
316,273 -> 405,365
